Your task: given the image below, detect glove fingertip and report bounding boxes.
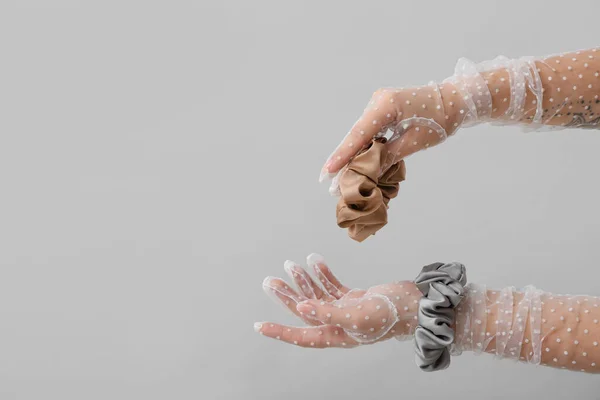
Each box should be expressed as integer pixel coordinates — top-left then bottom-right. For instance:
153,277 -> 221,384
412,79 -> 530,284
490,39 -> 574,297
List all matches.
306,253 -> 325,267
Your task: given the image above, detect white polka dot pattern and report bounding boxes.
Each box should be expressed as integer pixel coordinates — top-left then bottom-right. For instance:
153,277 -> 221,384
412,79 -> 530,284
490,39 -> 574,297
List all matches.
454,285 -> 600,372
256,256 -> 600,373
321,47 -> 600,192
326,83 -> 453,195
484,48 -> 600,130
476,56 -> 543,124
443,58 -> 492,126
257,254 -> 421,348
453,284 -> 490,356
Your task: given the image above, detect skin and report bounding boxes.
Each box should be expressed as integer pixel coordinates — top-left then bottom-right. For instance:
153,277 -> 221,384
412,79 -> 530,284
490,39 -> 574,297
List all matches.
272,48 -> 600,372
256,256 -> 600,374
320,47 -> 600,181
259,258 -> 419,349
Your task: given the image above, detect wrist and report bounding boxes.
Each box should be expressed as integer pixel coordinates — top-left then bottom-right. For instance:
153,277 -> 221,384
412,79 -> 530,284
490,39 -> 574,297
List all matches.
481,69 -> 512,118
451,283 -> 490,355
377,280 -> 421,338
438,82 -> 468,134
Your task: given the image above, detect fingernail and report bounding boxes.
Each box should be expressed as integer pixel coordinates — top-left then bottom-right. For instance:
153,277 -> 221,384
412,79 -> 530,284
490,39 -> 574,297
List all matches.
318,170 -> 328,183
262,277 -> 285,299
261,276 -> 275,290
283,260 -> 296,274
319,169 -> 336,183
328,179 -> 342,196
284,261 -> 302,280
306,253 -> 325,267
319,159 -> 335,183
253,322 -> 263,333
297,301 -> 316,317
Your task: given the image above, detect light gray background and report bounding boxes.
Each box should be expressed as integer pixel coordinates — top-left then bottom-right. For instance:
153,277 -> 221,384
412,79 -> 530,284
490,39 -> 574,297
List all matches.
1,0 -> 599,399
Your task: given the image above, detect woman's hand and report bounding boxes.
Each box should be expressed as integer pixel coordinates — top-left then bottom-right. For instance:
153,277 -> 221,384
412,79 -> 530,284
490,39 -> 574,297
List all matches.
320,83 -> 464,184
255,254 -> 422,348
321,47 -> 600,186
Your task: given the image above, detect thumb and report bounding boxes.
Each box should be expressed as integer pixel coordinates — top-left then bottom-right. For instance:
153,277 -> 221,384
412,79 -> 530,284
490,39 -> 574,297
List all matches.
297,295 -> 398,343
386,119 -> 447,161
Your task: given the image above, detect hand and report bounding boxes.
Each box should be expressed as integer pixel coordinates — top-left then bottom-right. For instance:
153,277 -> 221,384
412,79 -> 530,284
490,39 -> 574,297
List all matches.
319,83 -> 465,185
255,254 -> 422,348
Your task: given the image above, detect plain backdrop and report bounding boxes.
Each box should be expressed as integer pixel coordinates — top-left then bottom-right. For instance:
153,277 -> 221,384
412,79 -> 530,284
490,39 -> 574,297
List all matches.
1,0 -> 599,399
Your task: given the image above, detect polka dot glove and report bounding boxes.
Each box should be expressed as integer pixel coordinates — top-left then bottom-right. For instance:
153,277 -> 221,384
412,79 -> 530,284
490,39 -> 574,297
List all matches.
321,47 -> 600,195
456,284 -> 600,374
322,83 -> 461,195
256,255 -> 600,374
257,253 -> 421,348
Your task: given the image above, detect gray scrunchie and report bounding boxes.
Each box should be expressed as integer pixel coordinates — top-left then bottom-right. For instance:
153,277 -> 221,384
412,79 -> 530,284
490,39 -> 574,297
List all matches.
413,262 -> 467,372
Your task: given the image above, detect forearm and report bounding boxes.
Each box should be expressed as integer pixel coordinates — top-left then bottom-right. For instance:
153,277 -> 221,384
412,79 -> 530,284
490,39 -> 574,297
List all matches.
391,280 -> 600,373
323,48 -> 600,178
257,257 -> 600,375
442,47 -> 600,131
454,285 -> 600,373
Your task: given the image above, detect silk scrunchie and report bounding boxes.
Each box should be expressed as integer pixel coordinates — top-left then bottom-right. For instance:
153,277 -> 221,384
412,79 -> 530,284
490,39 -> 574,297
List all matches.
413,262 -> 467,372
336,139 -> 406,242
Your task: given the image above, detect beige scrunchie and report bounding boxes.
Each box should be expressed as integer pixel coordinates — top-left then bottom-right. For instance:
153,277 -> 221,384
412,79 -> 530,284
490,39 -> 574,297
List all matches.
336,139 -> 406,242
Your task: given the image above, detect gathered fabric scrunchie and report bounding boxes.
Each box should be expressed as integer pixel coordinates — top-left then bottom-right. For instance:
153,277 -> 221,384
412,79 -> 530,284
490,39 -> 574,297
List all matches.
413,262 -> 467,372
336,138 -> 406,242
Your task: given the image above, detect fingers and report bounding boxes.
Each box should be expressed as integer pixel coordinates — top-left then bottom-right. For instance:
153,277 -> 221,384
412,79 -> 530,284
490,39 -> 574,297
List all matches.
308,253 -> 350,299
320,89 -> 400,180
321,84 -> 452,183
284,260 -> 325,300
262,276 -> 322,325
262,257 -> 338,325
385,121 -> 446,162
344,288 -> 368,299
254,322 -> 358,348
297,298 -> 344,328
297,296 -> 398,342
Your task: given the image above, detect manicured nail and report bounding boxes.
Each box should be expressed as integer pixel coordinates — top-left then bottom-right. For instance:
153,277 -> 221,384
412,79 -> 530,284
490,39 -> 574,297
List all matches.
283,260 -> 296,274
253,322 -> 263,333
319,169 -> 336,183
283,261 -> 298,280
328,176 -> 342,196
261,276 -> 276,292
319,159 -> 336,183
306,253 -> 325,267
318,170 -> 328,183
